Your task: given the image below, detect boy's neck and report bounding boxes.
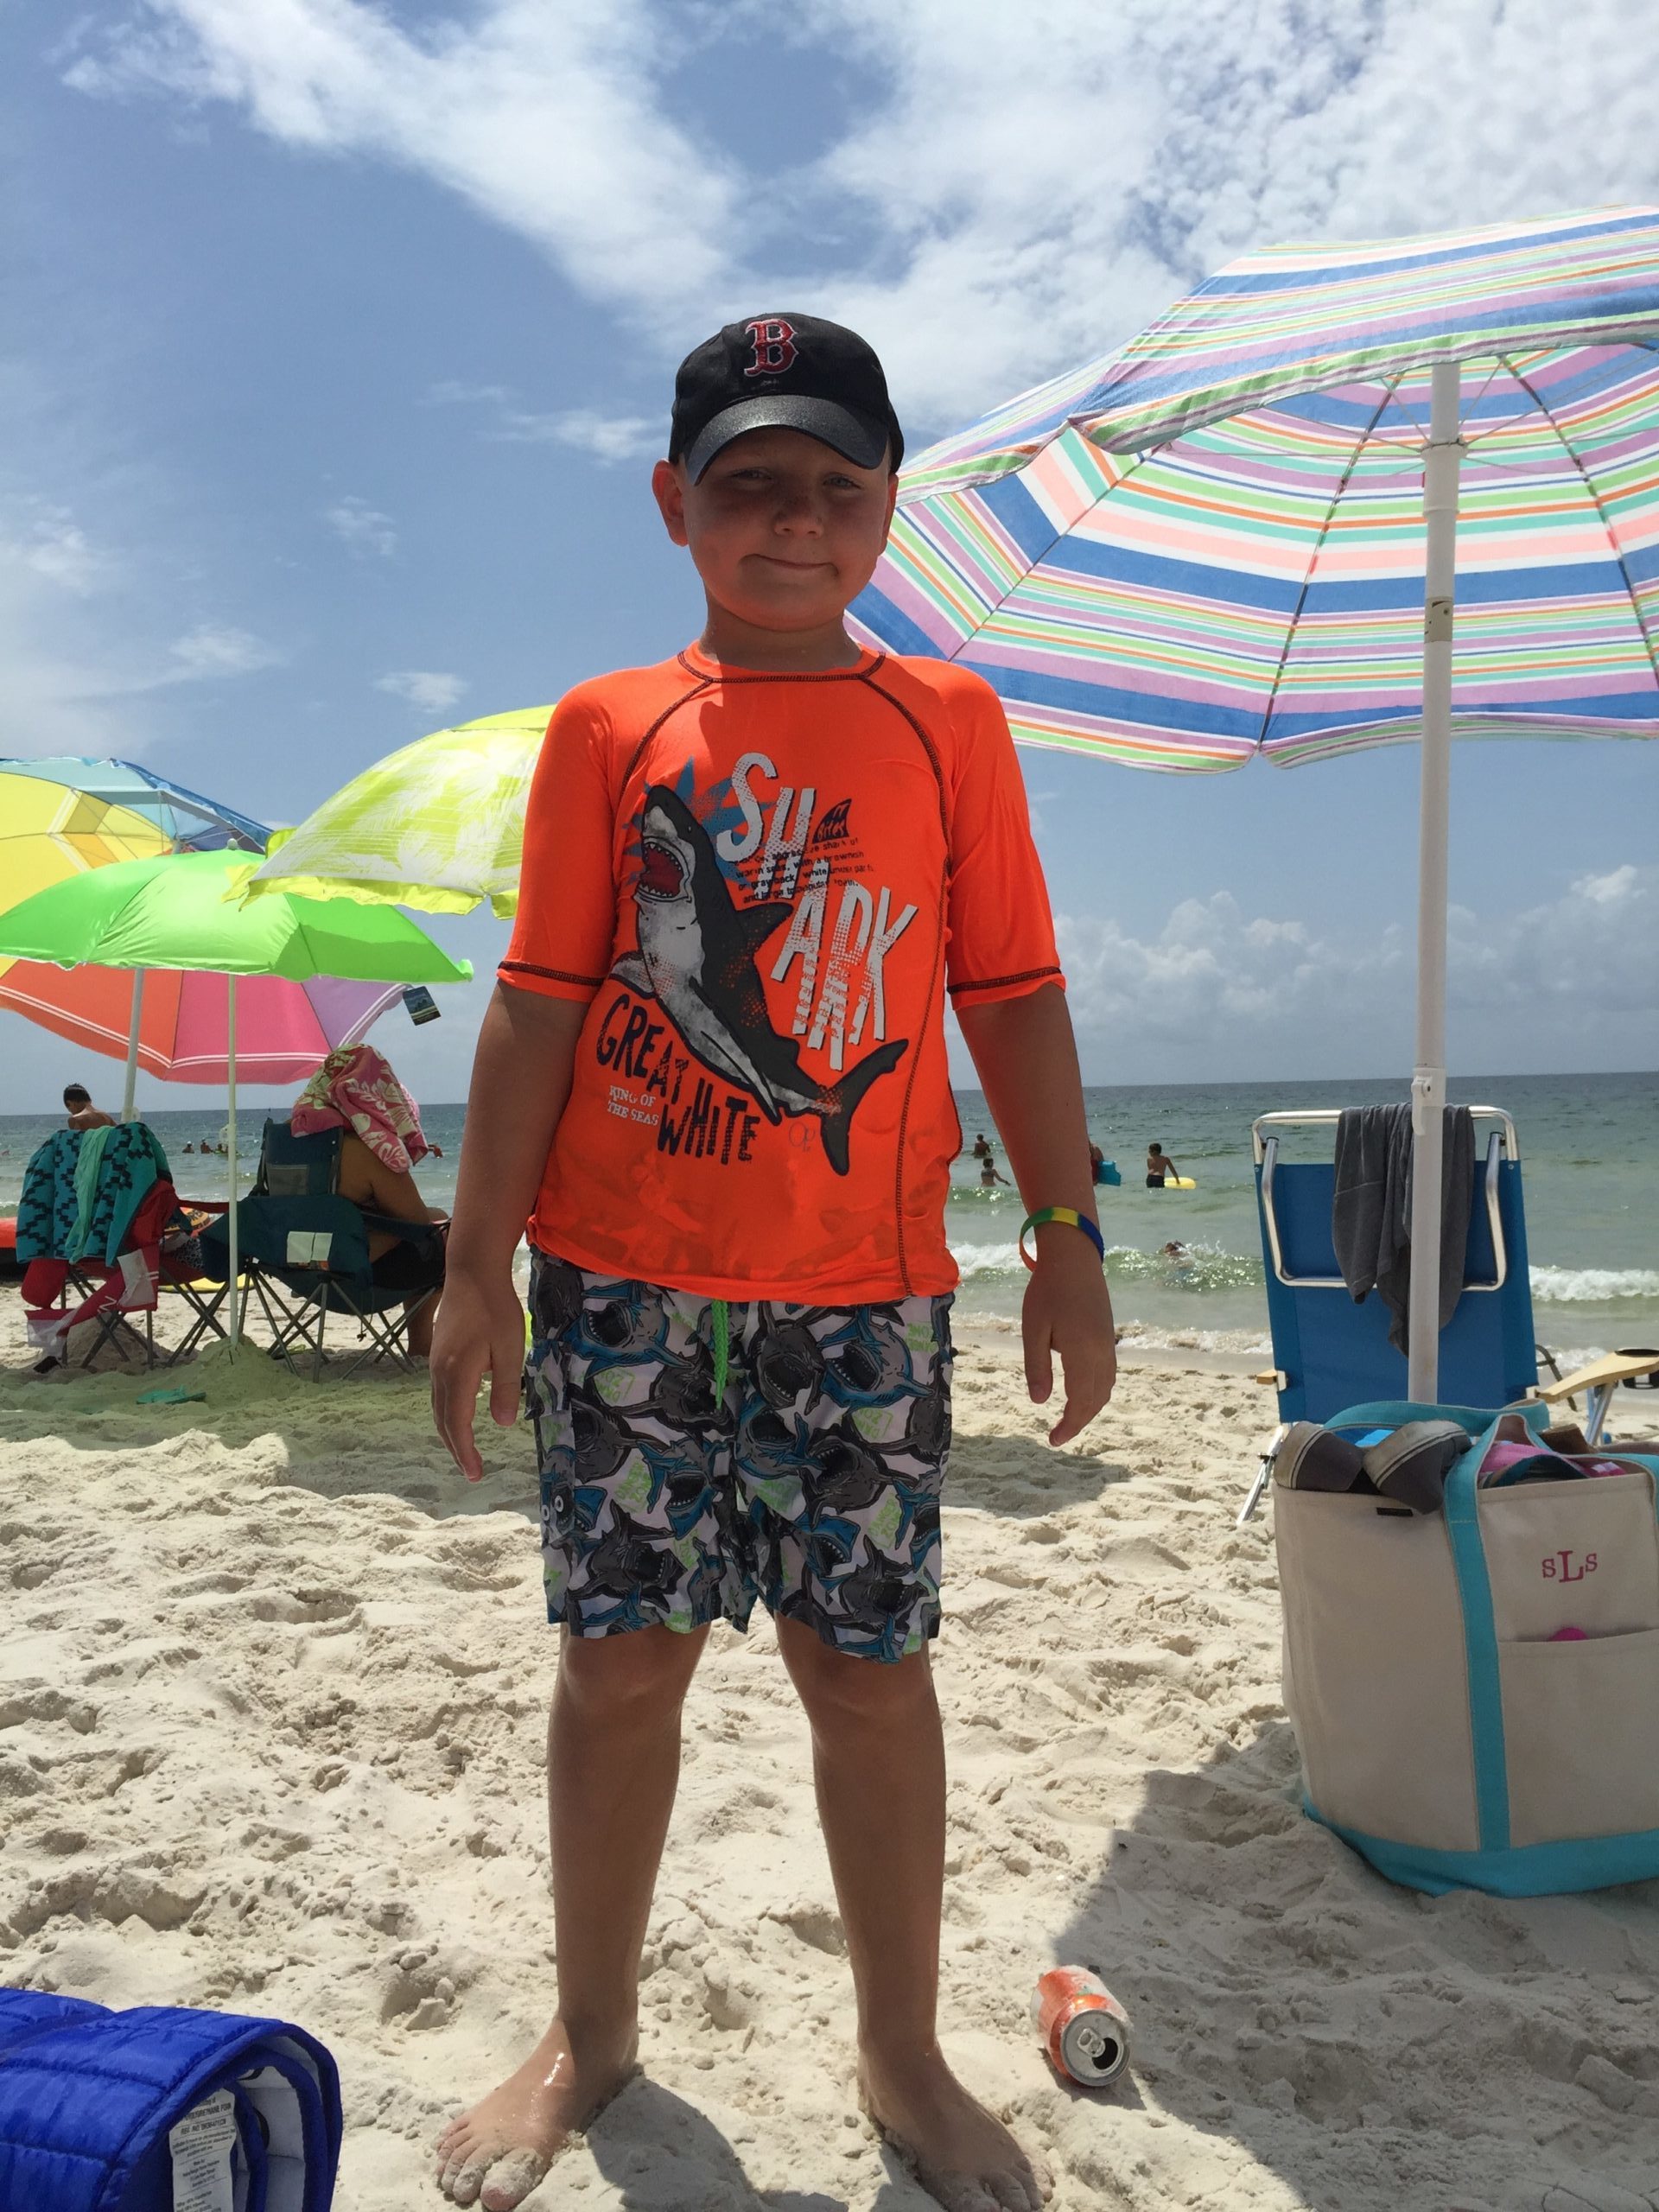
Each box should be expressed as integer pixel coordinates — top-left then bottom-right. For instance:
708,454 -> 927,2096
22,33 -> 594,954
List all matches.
696,601 -> 866,674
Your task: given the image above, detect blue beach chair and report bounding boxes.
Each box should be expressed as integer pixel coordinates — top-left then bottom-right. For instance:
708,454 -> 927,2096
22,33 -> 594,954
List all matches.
1250,1105 -> 1538,1425
1240,1103 -> 1659,1510
1236,1106 -> 1539,1522
201,1120 -> 445,1380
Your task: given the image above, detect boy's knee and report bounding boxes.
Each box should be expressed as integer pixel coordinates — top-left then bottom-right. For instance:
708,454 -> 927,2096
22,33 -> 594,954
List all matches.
557,1622 -> 707,1717
781,1622 -> 933,1728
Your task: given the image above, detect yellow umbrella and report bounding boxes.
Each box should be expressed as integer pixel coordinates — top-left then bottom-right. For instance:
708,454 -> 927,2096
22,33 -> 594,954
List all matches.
0,772 -> 173,912
0,772 -> 176,1113
242,706 -> 552,916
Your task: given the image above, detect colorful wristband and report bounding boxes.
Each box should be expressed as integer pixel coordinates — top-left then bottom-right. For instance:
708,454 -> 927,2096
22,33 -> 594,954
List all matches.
1019,1206 -> 1106,1269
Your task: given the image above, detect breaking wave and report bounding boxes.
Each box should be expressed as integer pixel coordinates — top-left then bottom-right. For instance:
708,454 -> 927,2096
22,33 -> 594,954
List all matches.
1530,1265 -> 1659,1304
948,1238 -> 1262,1291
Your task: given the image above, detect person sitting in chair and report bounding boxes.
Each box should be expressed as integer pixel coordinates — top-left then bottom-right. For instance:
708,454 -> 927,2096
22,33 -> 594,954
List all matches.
62,1083 -> 116,1131
291,1045 -> 448,1357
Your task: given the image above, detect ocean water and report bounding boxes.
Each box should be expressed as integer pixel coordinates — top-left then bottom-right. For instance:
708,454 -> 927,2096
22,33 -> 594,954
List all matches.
950,1071 -> 1659,1363
3,1071 -> 1654,1359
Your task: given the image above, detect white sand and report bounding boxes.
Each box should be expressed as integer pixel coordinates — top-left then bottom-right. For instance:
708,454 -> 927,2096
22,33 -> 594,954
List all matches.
3,1300 -> 1657,2212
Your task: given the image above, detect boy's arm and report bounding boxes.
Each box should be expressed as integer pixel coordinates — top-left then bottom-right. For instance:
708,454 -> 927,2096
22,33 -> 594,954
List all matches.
956,983 -> 1116,1446
431,985 -> 586,1481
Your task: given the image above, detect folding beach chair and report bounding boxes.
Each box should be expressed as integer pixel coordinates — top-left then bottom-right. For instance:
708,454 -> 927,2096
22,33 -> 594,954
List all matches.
1238,1107 -> 1659,1521
60,1261 -> 155,1369
201,1120 -> 444,1380
151,1203 -> 235,1366
18,1123 -> 183,1371
59,1199 -> 232,1372
1237,1105 -> 1536,1518
252,1117 -> 343,1203
1529,1346 -> 1659,1445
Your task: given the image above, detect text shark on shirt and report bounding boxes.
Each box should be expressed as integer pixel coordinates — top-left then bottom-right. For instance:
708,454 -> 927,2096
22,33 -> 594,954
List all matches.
597,762 -> 916,1173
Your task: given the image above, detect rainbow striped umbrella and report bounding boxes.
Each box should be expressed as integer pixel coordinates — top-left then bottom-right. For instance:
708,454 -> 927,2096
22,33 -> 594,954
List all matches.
852,206 -> 1659,1395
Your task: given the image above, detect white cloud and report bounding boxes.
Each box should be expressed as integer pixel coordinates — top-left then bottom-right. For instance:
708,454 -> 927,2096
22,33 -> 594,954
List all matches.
324,493 -> 396,557
63,1 -> 741,321
1044,866 -> 1659,1082
1448,864 -> 1659,1019
166,622 -> 283,679
0,505 -> 117,747
1059,894 -> 1406,1055
0,503 -> 105,594
376,669 -> 467,715
428,383 -> 658,463
0,500 -> 278,752
57,0 -> 1659,430
795,0 -> 1659,417
510,408 -> 660,464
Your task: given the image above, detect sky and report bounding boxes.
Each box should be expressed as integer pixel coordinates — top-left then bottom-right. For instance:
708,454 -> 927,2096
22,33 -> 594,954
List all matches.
2,0 -> 1657,1114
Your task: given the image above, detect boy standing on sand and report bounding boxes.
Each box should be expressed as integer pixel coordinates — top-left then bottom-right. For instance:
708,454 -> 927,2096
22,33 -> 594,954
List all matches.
430,315 -> 1116,2212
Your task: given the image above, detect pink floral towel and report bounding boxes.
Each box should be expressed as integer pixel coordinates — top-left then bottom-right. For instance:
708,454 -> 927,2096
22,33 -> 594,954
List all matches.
292,1044 -> 429,1174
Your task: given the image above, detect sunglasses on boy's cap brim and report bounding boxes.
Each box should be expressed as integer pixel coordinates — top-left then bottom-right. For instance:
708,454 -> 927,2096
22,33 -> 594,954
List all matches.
671,312 -> 905,483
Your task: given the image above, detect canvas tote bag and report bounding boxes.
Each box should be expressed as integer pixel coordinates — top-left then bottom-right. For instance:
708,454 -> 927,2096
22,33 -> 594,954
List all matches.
1273,1400 -> 1659,1896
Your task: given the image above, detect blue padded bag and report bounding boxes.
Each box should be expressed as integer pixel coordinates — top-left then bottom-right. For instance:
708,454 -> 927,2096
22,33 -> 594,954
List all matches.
0,1992 -> 341,2212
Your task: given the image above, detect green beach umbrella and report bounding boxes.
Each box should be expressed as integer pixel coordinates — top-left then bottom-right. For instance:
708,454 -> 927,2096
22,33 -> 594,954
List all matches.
0,849 -> 471,1350
243,706 -> 554,917
0,848 -> 473,981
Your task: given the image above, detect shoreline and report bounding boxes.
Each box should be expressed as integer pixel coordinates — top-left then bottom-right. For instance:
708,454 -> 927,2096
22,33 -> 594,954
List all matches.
956,1314 -> 1276,1382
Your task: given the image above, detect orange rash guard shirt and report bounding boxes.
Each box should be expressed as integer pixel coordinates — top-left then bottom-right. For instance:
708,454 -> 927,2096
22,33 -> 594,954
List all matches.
499,643 -> 1063,1303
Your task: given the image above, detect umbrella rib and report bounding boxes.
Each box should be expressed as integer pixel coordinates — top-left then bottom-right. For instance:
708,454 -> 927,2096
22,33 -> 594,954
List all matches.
1255,374 -> 1403,755
929,437 -> 1157,653
1498,348 -> 1659,696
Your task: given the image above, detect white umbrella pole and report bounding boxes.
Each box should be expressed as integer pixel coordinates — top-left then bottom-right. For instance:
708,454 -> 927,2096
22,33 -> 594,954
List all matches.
226,973 -> 239,1355
121,969 -> 145,1122
1407,359 -> 1464,1402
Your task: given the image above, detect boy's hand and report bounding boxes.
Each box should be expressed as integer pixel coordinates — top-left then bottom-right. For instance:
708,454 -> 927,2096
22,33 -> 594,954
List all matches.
1022,1228 -> 1117,1446
431,1265 -> 525,1484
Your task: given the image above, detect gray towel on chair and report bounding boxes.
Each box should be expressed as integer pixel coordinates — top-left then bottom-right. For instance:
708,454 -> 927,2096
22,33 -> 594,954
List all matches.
1332,1104 -> 1476,1354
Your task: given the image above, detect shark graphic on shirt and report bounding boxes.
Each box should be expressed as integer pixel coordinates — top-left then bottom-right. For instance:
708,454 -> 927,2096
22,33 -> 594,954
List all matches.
611,785 -> 905,1177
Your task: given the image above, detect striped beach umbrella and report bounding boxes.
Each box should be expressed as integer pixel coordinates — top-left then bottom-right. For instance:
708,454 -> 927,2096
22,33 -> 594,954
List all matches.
0,960 -> 408,1087
851,206 -> 1659,1395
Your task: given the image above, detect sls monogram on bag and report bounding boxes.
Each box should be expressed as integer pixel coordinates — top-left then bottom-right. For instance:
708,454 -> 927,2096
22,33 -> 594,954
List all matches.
1541,1550 -> 1597,1581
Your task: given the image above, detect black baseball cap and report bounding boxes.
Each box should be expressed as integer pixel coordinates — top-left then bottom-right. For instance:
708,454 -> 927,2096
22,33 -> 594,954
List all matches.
671,313 -> 904,481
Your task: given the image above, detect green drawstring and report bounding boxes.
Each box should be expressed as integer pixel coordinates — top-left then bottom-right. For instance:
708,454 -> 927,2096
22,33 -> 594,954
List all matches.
710,1298 -> 730,1408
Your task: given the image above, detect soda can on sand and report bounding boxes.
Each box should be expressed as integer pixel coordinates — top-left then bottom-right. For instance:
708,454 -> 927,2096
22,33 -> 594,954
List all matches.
1032,1966 -> 1132,2088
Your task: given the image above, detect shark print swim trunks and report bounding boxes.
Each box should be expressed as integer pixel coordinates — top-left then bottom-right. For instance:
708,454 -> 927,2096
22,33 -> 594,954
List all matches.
524,1249 -> 954,1662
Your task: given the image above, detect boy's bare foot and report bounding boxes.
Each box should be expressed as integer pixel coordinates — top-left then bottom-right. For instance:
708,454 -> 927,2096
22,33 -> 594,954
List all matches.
434,2019 -> 637,2209
858,2045 -> 1054,2212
